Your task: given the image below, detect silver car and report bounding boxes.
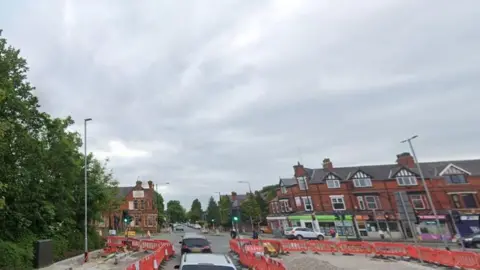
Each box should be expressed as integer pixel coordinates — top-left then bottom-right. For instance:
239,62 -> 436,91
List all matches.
174,253 -> 237,270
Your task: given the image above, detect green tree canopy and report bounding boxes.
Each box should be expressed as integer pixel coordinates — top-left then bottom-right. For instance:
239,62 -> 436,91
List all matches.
241,193 -> 261,225
206,196 -> 220,225
166,200 -> 186,223
153,190 -> 165,227
0,31 -> 120,268
189,198 -> 203,223
255,192 -> 268,224
218,195 -> 232,226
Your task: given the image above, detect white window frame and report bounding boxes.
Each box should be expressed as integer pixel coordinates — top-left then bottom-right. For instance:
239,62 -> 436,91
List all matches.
326,180 -> 341,189
357,196 -> 365,210
397,176 -> 418,186
280,200 -> 291,212
301,196 -> 313,211
298,177 -> 308,190
353,178 -> 372,187
410,194 -> 426,209
280,184 -> 287,194
330,195 -> 346,211
365,196 -> 380,210
274,202 -> 279,213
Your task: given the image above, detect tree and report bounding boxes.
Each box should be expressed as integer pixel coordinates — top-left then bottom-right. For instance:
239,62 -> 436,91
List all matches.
241,194 -> 261,225
255,192 -> 268,224
218,195 -> 232,226
152,188 -> 165,228
0,31 -> 119,268
166,200 -> 186,223
189,199 -> 203,223
206,197 -> 220,225
259,184 -> 278,201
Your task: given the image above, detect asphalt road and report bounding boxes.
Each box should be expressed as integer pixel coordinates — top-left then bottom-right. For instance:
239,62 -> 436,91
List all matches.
151,226 -> 237,269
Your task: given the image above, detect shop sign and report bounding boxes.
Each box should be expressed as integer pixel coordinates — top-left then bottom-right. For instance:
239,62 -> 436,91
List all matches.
419,215 -> 446,220
461,215 -> 479,221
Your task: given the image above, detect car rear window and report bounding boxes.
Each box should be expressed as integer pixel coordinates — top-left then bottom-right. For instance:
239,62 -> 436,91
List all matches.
183,238 -> 209,247
181,266 -> 235,270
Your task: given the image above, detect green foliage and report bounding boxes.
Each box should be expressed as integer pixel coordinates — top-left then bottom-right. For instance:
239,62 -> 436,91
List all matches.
218,195 -> 232,226
189,199 -> 203,223
166,200 -> 186,223
0,31 -> 118,269
206,197 -> 220,225
255,192 -> 268,223
259,184 -> 278,201
153,191 -> 165,227
241,194 -> 261,224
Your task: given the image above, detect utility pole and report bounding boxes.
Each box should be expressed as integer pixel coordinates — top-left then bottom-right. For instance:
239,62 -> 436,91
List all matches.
401,135 -> 449,249
83,118 -> 92,263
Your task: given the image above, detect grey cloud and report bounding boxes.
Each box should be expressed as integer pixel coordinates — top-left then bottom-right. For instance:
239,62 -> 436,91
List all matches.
1,0 -> 479,207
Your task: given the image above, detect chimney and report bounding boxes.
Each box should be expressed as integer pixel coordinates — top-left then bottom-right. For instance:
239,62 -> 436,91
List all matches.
293,161 -> 305,177
135,180 -> 142,188
148,180 -> 154,189
396,152 -> 415,168
323,158 -> 333,170
231,191 -> 237,201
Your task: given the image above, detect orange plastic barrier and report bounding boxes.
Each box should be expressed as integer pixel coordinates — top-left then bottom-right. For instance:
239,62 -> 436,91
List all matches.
307,241 -> 338,253
230,239 -> 287,270
372,242 -> 408,257
279,240 -> 309,253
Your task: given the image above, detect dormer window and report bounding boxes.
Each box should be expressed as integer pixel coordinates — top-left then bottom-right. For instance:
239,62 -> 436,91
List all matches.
445,175 -> 467,184
280,183 -> 287,194
397,176 -> 417,186
326,180 -> 340,188
353,178 -> 372,188
297,176 -> 308,190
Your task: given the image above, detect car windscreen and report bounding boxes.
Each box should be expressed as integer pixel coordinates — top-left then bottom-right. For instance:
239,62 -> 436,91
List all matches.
183,238 -> 209,247
181,266 -> 235,270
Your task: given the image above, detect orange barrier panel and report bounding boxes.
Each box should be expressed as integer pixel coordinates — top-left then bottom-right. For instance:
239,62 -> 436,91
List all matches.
121,238 -> 174,270
244,244 -> 264,254
279,240 -> 309,253
231,239 -> 287,270
451,251 -> 480,269
307,241 -> 338,253
336,241 -> 373,255
372,242 -> 408,257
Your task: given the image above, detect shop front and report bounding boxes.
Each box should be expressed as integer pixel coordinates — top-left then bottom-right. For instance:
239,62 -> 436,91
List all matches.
456,214 -> 480,237
266,216 -> 289,231
355,214 -> 402,240
287,214 -> 356,238
416,215 -> 451,241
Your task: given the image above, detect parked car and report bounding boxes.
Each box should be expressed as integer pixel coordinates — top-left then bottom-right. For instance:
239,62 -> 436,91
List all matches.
174,225 -> 185,232
284,227 -> 325,240
179,233 -> 212,255
459,232 -> 480,248
174,254 -> 237,270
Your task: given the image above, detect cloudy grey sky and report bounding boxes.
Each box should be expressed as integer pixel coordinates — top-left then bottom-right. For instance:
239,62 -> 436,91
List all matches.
1,0 -> 479,208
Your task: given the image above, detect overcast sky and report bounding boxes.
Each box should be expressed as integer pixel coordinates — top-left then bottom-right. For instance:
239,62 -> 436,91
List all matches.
1,0 -> 479,209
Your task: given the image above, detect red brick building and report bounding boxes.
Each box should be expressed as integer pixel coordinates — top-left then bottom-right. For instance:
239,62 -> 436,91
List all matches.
98,180 -> 158,233
267,153 -> 480,240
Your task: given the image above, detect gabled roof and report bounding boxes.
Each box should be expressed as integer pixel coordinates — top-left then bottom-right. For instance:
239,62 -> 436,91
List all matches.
116,186 -> 134,199
303,157 -> 480,183
279,177 -> 296,187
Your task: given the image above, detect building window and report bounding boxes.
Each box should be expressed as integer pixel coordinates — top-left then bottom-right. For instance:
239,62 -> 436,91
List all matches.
297,177 -> 308,190
364,196 -> 380,209
302,196 -> 313,211
280,200 -> 291,212
357,196 -> 365,210
280,184 -> 287,194
410,195 -> 426,209
140,200 -> 145,210
147,215 -> 155,227
134,215 -> 141,226
353,178 -> 372,188
326,180 -> 340,188
397,176 -> 417,186
330,196 -> 345,210
445,175 -> 467,184
274,202 -> 280,213
451,194 -> 478,209
133,200 -> 139,209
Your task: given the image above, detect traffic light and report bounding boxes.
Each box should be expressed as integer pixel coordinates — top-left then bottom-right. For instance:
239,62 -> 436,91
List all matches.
233,216 -> 239,222
211,219 -> 215,222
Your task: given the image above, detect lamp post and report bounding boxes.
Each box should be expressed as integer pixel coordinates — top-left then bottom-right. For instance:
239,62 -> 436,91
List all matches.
83,118 -> 92,263
238,181 -> 254,232
401,135 -> 449,249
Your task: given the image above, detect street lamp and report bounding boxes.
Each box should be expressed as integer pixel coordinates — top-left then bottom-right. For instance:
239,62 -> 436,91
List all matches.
401,135 -> 449,249
83,118 -> 92,263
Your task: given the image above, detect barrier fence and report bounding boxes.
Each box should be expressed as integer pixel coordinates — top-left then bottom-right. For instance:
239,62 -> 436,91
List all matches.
104,236 -> 175,270
230,238 -> 480,270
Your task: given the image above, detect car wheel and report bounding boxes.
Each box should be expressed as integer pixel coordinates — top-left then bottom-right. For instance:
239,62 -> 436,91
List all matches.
296,235 -> 303,240
317,235 -> 324,240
